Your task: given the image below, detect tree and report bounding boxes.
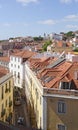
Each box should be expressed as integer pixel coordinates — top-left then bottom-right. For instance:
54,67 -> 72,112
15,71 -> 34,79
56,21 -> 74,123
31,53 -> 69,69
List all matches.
42,40 -> 52,51
65,31 -> 75,38
73,48 -> 78,52
33,36 -> 43,41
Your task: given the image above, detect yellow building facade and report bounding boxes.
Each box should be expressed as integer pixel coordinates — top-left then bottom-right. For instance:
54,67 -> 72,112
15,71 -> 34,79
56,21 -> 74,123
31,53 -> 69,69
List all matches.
25,64 -> 44,129
44,89 -> 78,130
25,59 -> 78,130
0,72 -> 13,124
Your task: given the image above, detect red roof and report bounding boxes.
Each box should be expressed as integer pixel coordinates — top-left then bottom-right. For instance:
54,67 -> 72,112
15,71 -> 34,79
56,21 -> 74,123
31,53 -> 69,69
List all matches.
0,56 -> 10,62
0,66 -> 9,78
11,50 -> 36,59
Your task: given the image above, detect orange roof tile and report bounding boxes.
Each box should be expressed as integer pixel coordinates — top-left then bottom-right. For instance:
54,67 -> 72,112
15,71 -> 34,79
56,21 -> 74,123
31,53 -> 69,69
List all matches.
11,50 -> 36,59
0,66 -> 9,78
57,41 -> 63,47
29,55 -> 78,89
0,56 -> 10,62
40,61 -> 72,88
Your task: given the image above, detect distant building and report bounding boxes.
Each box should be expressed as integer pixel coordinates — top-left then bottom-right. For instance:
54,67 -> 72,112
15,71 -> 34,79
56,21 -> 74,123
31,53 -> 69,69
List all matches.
49,33 -> 62,41
0,56 -> 10,68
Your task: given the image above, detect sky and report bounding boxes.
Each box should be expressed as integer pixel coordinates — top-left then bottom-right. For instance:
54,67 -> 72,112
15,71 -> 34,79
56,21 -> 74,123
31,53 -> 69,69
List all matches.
0,0 -> 78,39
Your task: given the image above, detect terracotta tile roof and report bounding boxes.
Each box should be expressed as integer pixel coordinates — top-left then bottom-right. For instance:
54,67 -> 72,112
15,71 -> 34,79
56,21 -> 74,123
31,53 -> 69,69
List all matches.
10,49 -> 21,54
57,41 -> 63,47
44,62 -> 72,88
0,56 -> 10,62
11,50 -> 36,59
29,54 -> 78,90
0,66 -> 9,78
30,57 -> 56,71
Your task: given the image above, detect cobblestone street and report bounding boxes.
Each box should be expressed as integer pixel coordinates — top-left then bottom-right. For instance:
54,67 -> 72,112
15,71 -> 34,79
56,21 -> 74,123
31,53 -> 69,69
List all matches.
14,96 -> 31,129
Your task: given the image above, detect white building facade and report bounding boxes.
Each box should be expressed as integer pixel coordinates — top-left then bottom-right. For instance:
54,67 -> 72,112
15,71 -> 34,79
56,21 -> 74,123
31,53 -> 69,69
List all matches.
9,50 -> 35,88
49,33 -> 62,41
9,55 -> 25,88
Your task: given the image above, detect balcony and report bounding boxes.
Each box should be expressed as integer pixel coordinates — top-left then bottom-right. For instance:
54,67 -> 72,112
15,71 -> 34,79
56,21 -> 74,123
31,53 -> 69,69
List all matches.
1,109 -> 6,117
9,101 -> 12,107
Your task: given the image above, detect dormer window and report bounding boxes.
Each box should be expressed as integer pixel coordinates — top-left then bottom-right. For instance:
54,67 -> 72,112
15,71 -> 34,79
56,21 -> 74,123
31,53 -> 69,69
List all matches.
61,82 -> 71,89
74,71 -> 78,80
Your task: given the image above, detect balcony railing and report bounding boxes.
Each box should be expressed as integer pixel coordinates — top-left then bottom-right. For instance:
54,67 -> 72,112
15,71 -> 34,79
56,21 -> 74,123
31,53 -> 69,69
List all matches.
44,88 -> 78,97
1,109 -> 6,117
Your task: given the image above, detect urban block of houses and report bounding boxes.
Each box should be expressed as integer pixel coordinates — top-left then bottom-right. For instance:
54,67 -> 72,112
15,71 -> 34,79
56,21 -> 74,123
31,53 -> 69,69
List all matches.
0,66 -> 13,124
0,57 -> 10,68
9,50 -> 35,88
24,54 -> 78,130
48,33 -> 62,41
1,48 -> 78,130
47,40 -> 72,53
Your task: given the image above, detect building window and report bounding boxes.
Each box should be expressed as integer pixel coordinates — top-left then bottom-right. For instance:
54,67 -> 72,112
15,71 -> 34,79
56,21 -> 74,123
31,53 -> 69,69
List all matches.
35,89 -> 39,99
57,124 -> 66,130
61,82 -> 69,89
9,81 -> 11,92
6,100 -> 7,107
2,86 -> 4,99
2,104 -> 4,111
74,71 -> 78,80
58,101 -> 66,113
11,57 -> 13,61
18,58 -> 20,62
5,83 -> 8,93
18,65 -> 20,69
11,64 -> 13,67
9,96 -> 11,102
18,72 -> 20,78
11,70 -> 13,73
18,78 -> 20,84
14,71 -> 16,77
15,57 -> 16,61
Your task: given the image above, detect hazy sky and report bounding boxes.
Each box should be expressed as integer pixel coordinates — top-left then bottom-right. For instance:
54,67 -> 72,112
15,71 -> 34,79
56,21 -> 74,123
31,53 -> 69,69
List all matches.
0,0 -> 78,39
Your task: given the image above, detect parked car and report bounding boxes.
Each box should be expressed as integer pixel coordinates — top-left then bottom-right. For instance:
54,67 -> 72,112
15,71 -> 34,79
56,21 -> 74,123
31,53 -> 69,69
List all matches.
17,117 -> 24,125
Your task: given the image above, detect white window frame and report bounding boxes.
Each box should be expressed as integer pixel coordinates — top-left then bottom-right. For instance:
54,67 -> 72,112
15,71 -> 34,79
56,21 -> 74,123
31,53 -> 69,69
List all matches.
11,56 -> 13,61
58,101 -> 66,114
57,124 -> 66,130
18,58 -> 20,62
74,71 -> 78,80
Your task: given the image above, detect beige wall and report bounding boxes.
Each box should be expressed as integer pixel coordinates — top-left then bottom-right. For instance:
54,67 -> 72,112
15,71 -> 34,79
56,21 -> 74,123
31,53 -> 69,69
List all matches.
47,97 -> 78,130
0,75 -> 13,124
